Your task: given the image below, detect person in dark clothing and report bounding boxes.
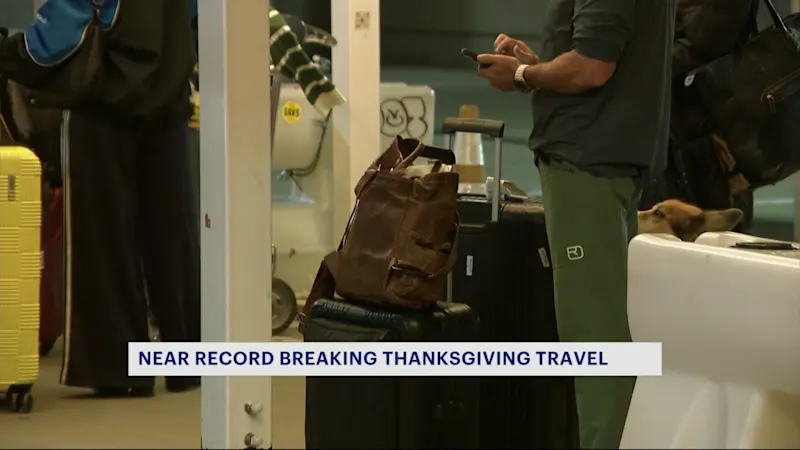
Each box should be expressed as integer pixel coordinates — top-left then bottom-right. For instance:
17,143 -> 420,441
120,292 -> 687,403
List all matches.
641,0 -> 758,232
0,0 -> 200,396
476,1 -> 674,448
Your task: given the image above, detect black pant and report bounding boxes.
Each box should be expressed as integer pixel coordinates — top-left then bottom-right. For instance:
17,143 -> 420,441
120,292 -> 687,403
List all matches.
183,126 -> 201,347
60,109 -> 199,388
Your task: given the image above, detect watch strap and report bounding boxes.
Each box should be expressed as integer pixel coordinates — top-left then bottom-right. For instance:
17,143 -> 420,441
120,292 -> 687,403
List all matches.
514,64 -> 533,93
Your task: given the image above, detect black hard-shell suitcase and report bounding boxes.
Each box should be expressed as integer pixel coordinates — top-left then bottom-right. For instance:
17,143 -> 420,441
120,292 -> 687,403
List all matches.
304,298 -> 480,449
442,118 -> 580,449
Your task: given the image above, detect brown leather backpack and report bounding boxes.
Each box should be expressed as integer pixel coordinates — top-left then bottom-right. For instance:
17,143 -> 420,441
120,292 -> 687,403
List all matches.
299,137 -> 460,331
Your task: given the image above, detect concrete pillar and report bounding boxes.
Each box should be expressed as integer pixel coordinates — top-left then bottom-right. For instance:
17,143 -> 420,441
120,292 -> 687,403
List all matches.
330,0 -> 381,241
198,0 -> 272,448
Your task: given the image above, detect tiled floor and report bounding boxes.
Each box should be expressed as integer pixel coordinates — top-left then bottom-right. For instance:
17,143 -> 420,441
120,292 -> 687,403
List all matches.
0,326 -> 305,449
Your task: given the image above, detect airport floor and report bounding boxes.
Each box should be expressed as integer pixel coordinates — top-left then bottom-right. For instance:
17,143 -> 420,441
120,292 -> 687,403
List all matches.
0,326 -> 306,449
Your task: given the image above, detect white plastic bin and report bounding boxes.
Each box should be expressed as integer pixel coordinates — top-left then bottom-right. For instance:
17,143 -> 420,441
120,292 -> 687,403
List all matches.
622,233 -> 800,449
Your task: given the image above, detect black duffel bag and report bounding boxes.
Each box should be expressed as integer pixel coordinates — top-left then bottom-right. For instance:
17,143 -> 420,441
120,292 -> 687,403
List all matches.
684,0 -> 800,190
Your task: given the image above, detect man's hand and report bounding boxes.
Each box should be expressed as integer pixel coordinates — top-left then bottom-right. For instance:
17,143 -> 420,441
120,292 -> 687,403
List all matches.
476,54 -> 519,92
494,33 -> 539,65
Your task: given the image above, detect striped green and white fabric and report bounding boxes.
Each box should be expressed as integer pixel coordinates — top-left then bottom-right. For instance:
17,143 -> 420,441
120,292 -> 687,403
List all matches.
270,8 -> 345,116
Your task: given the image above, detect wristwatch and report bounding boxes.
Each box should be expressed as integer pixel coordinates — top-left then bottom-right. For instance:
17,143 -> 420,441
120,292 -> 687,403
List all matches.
514,64 -> 533,93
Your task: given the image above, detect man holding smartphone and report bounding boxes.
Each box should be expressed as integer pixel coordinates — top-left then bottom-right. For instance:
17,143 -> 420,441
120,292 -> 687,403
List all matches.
476,1 -> 675,448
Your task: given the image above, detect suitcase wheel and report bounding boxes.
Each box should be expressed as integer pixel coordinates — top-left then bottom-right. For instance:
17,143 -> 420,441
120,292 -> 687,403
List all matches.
5,389 -> 33,414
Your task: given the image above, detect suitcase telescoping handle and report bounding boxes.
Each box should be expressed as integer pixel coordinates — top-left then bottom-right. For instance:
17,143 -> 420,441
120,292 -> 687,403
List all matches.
441,117 -> 505,222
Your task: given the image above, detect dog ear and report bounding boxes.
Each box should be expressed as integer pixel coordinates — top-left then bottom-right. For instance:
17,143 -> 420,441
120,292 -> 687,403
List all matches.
703,208 -> 744,232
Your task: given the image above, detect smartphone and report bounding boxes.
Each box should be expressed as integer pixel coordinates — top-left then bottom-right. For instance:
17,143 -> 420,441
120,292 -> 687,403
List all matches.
461,48 -> 491,68
731,241 -> 797,251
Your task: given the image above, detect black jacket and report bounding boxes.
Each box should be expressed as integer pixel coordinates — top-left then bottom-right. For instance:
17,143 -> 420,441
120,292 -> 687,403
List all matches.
672,0 -> 757,138
0,0 -> 196,125
673,0 -> 757,82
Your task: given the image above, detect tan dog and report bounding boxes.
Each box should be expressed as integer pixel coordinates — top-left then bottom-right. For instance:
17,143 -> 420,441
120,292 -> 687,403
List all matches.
638,199 -> 744,242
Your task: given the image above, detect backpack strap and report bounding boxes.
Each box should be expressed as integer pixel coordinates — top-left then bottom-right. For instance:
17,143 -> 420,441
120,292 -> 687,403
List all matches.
744,0 -> 760,41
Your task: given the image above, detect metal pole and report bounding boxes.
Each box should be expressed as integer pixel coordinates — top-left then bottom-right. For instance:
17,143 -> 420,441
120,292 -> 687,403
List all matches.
198,1 -> 272,448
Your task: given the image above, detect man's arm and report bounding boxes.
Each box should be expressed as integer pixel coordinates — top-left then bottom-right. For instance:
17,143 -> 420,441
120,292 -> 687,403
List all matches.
672,0 -> 755,81
524,0 -> 635,94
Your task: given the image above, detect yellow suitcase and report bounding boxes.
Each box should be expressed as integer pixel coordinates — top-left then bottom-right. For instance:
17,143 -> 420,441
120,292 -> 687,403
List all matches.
0,145 -> 41,413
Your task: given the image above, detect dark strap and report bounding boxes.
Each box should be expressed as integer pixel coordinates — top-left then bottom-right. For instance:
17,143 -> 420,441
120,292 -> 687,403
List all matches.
300,157 -> 379,333
0,114 -> 16,146
298,207 -> 355,334
752,0 -> 799,49
761,0 -> 792,42
668,105 -> 698,204
297,259 -> 336,335
668,140 -> 698,205
729,0 -> 760,57
745,0 -> 760,40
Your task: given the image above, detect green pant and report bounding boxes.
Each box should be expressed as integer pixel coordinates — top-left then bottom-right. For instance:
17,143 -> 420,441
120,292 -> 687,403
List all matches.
539,158 -> 641,450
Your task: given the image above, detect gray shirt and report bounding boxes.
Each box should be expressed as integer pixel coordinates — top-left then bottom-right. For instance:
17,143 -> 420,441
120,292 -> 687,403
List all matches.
529,0 -> 675,178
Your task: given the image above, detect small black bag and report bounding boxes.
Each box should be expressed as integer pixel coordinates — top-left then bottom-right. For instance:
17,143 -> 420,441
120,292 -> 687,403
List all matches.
684,0 -> 800,189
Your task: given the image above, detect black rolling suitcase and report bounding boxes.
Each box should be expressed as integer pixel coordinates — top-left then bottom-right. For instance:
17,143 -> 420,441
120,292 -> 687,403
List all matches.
304,298 -> 480,449
441,118 -> 580,449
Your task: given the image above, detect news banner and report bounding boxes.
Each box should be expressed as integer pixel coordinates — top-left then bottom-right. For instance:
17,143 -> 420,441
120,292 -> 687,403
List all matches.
129,342 -> 662,377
